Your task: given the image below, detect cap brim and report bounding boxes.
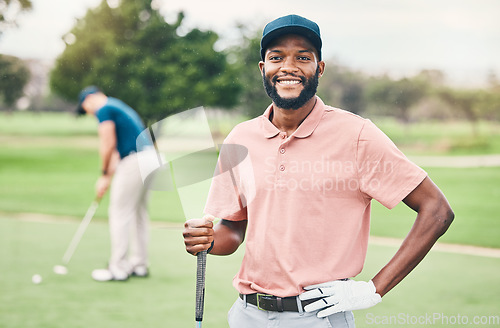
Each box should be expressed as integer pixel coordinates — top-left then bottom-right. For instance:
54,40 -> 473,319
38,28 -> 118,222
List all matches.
75,103 -> 86,116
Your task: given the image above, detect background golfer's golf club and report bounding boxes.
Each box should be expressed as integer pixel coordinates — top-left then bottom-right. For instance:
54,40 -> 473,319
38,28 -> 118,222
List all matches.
136,107 -> 255,326
53,196 -> 101,275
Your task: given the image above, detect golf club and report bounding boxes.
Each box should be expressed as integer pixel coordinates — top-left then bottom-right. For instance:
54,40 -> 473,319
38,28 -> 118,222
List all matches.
53,196 -> 101,275
195,250 -> 207,327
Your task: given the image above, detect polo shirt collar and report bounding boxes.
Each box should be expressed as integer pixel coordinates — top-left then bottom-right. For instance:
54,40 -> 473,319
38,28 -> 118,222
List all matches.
260,96 -> 325,139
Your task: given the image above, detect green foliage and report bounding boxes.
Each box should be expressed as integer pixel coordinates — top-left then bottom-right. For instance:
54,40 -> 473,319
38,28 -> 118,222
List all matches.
227,25 -> 270,118
438,88 -> 481,122
0,54 -> 30,109
317,62 -> 367,114
50,0 -> 240,123
429,72 -> 500,126
435,87 -> 500,135
366,75 -> 429,122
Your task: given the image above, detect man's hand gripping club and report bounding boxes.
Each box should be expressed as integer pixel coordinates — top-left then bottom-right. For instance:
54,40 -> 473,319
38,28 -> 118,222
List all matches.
299,279 -> 382,318
183,215 -> 215,256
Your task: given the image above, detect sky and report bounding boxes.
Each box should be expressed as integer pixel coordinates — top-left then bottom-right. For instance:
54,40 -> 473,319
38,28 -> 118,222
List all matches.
1,0 -> 499,87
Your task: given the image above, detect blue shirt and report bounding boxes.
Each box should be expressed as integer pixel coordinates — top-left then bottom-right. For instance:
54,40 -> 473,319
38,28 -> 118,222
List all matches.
95,97 -> 151,158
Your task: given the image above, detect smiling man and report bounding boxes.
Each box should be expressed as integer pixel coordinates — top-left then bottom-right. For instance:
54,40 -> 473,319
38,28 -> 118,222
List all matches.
183,14 -> 454,328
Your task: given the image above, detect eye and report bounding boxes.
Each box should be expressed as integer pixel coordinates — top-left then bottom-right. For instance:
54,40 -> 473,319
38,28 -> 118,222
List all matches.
298,55 -> 312,61
268,55 -> 282,61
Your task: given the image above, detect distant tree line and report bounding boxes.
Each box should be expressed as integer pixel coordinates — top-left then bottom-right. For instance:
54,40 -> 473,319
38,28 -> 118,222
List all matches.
1,0 -> 499,129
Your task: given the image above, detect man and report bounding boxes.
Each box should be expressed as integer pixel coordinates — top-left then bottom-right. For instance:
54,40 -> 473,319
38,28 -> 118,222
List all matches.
77,86 -> 152,281
183,15 -> 454,327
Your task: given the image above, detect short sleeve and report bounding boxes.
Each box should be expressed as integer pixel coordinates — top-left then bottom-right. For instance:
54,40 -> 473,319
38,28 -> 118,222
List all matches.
95,106 -> 113,123
203,141 -> 254,221
357,120 -> 427,209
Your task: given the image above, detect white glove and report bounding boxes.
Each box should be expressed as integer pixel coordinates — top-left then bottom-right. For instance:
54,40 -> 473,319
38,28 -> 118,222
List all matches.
299,279 -> 382,318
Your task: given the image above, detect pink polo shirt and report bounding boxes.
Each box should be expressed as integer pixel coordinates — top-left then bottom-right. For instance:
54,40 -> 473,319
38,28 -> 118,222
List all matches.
205,97 -> 427,297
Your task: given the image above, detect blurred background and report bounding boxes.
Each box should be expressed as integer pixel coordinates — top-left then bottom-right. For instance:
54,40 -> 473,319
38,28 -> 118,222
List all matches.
0,0 -> 499,327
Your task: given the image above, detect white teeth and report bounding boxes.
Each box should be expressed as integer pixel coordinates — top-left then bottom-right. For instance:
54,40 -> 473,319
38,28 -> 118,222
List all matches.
279,80 -> 300,85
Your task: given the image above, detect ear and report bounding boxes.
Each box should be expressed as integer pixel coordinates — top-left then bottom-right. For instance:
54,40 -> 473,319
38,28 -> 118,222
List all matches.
317,61 -> 325,78
258,61 -> 265,76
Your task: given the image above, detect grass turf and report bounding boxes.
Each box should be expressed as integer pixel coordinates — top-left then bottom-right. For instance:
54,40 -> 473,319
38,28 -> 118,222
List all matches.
370,166 -> 500,248
1,217 -> 498,328
1,111 -> 499,326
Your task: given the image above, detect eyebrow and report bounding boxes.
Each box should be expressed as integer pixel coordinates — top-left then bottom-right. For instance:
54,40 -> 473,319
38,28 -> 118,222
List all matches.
268,49 -> 314,54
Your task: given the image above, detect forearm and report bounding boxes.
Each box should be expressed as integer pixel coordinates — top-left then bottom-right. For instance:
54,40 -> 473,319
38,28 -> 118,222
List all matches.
97,121 -> 117,175
210,219 -> 247,256
101,150 -> 119,176
372,192 -> 454,296
99,146 -> 115,175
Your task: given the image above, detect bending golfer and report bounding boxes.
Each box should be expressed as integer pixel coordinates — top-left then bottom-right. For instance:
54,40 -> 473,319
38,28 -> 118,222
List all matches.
183,15 -> 454,327
77,86 -> 152,281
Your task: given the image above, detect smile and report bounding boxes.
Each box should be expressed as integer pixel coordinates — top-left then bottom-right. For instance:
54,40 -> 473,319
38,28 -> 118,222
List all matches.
278,80 -> 301,85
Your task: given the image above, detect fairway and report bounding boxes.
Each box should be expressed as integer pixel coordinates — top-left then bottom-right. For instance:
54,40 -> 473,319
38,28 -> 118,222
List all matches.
1,112 -> 499,327
1,217 -> 499,328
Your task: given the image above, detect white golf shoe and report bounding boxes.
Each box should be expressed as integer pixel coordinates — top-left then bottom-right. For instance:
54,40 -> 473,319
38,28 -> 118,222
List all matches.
91,268 -> 128,282
131,265 -> 149,277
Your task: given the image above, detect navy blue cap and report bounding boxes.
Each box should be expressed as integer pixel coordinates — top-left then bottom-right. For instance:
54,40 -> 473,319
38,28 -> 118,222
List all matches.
76,86 -> 101,115
260,14 -> 322,61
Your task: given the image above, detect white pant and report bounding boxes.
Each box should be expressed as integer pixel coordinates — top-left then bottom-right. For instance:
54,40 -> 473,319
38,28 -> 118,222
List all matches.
108,153 -> 151,274
228,297 -> 355,328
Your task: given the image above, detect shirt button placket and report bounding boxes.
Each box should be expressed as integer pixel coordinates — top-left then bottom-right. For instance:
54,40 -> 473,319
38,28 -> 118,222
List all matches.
278,141 -> 287,175
276,133 -> 288,187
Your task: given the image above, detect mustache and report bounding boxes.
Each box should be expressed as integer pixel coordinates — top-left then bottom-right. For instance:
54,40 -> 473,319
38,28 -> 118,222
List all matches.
271,73 -> 306,84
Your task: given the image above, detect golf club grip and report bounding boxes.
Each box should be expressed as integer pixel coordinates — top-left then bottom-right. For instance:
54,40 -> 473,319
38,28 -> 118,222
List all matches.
195,250 -> 207,322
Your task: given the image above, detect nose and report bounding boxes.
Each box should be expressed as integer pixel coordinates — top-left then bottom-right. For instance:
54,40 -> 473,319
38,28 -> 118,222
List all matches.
280,57 -> 299,74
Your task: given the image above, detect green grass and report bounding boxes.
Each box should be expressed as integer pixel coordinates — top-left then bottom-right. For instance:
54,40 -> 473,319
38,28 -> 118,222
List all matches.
370,166 -> 500,248
1,111 -> 499,327
0,217 -> 498,328
372,118 -> 500,155
0,217 -> 241,328
0,127 -> 186,223
0,111 -> 97,136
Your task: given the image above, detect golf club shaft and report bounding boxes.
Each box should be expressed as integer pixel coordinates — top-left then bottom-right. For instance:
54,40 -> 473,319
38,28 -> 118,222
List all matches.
61,198 -> 100,264
195,250 -> 207,325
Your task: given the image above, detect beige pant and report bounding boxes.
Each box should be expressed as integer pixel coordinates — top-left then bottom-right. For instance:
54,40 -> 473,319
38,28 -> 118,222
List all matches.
108,152 -> 151,274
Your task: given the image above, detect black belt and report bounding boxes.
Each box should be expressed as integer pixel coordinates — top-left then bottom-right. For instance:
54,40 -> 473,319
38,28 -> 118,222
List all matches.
240,293 -> 320,312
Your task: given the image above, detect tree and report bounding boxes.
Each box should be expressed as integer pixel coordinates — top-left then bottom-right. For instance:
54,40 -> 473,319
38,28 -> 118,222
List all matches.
226,25 -> 270,118
438,88 -> 480,134
366,75 -> 428,123
0,0 -> 32,35
317,61 -> 367,114
477,89 -> 500,121
437,88 -> 500,136
0,54 -> 30,110
50,0 -> 240,123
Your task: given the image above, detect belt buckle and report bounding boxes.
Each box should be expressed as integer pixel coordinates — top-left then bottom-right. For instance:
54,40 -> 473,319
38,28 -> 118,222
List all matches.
256,293 -> 273,311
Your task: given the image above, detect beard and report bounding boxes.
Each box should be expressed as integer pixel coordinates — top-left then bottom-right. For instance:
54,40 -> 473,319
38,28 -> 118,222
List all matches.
262,66 -> 320,110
